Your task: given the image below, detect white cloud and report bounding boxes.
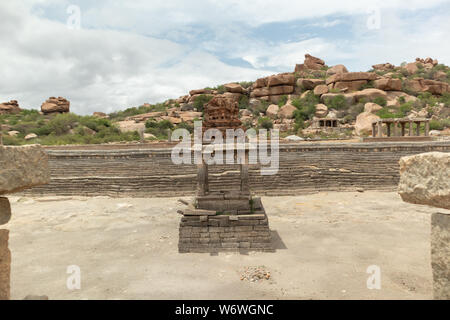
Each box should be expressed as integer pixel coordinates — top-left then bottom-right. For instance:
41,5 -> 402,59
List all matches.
0,0 -> 449,115
0,2 -> 272,114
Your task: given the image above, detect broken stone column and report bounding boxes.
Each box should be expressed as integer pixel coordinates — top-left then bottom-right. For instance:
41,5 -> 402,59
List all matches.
0,145 -> 50,300
398,152 -> 450,300
0,230 -> 10,300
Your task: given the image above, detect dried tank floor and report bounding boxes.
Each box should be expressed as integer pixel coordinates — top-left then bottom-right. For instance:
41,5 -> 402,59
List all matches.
6,191 -> 447,300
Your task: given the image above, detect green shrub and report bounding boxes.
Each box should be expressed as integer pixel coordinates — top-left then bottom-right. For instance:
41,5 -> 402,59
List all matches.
372,97 -> 387,107
239,95 -> 249,109
176,122 -> 194,133
193,94 -> 213,112
417,92 -> 439,107
290,91 -> 319,127
399,102 -> 413,116
376,107 -> 401,119
348,104 -> 365,120
324,95 -> 347,110
361,81 -> 375,90
277,95 -> 288,107
439,93 -> 450,106
239,81 -> 254,89
144,119 -> 174,138
46,113 -> 79,135
157,120 -> 174,130
258,117 -> 273,130
429,119 -> 450,130
250,100 -> 269,116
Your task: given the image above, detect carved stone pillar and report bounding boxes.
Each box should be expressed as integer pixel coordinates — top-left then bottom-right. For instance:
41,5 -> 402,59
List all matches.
240,151 -> 249,194
377,121 -> 383,137
197,161 -> 209,196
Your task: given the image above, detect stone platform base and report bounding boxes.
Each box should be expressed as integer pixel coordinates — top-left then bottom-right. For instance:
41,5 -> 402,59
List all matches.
362,136 -> 433,142
178,198 -> 273,253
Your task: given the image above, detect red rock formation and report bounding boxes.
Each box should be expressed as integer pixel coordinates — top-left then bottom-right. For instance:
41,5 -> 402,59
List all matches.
0,100 -> 20,115
41,97 -> 70,114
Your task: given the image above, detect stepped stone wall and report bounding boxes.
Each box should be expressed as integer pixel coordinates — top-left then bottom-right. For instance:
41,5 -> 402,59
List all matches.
22,142 -> 450,197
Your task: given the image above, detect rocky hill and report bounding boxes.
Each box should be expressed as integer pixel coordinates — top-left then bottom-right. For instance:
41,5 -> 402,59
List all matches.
1,54 -> 449,145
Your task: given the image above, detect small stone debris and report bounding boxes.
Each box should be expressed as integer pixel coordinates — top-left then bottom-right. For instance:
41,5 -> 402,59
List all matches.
240,266 -> 271,282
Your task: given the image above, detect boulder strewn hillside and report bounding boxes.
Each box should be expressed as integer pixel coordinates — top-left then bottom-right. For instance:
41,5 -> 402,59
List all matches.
1,54 -> 449,145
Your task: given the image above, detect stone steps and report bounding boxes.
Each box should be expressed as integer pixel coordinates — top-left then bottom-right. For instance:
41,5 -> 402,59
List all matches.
21,142 -> 450,197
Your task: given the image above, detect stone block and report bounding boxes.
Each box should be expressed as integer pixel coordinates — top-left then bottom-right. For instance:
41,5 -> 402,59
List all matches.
0,145 -> 50,195
0,198 -> 11,226
398,152 -> 450,210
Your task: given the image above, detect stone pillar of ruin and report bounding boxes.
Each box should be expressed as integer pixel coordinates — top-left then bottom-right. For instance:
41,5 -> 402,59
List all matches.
401,122 -> 406,136
240,151 -> 250,194
425,121 -> 430,137
409,121 -> 413,136
386,123 -> 391,137
197,161 -> 209,196
431,212 -> 450,300
377,121 -> 383,137
372,123 -> 376,137
0,197 -> 11,300
393,122 -> 398,137
138,128 -> 145,144
416,122 -> 421,136
0,229 -> 10,300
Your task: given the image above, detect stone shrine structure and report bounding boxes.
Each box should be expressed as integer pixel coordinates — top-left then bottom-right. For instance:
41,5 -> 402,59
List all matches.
202,95 -> 243,134
364,118 -> 432,142
178,95 -> 273,253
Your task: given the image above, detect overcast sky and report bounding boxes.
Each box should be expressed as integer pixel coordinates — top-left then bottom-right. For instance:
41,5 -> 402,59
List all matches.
1,0 -> 449,115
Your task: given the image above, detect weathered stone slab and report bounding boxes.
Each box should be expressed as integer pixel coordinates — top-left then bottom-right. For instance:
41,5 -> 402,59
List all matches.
0,229 -> 10,300
0,197 -> 11,226
398,152 -> 450,210
431,212 -> 450,300
0,145 -> 50,195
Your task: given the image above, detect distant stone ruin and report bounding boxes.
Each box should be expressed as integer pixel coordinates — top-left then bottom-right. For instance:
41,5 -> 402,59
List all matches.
364,118 -> 432,142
